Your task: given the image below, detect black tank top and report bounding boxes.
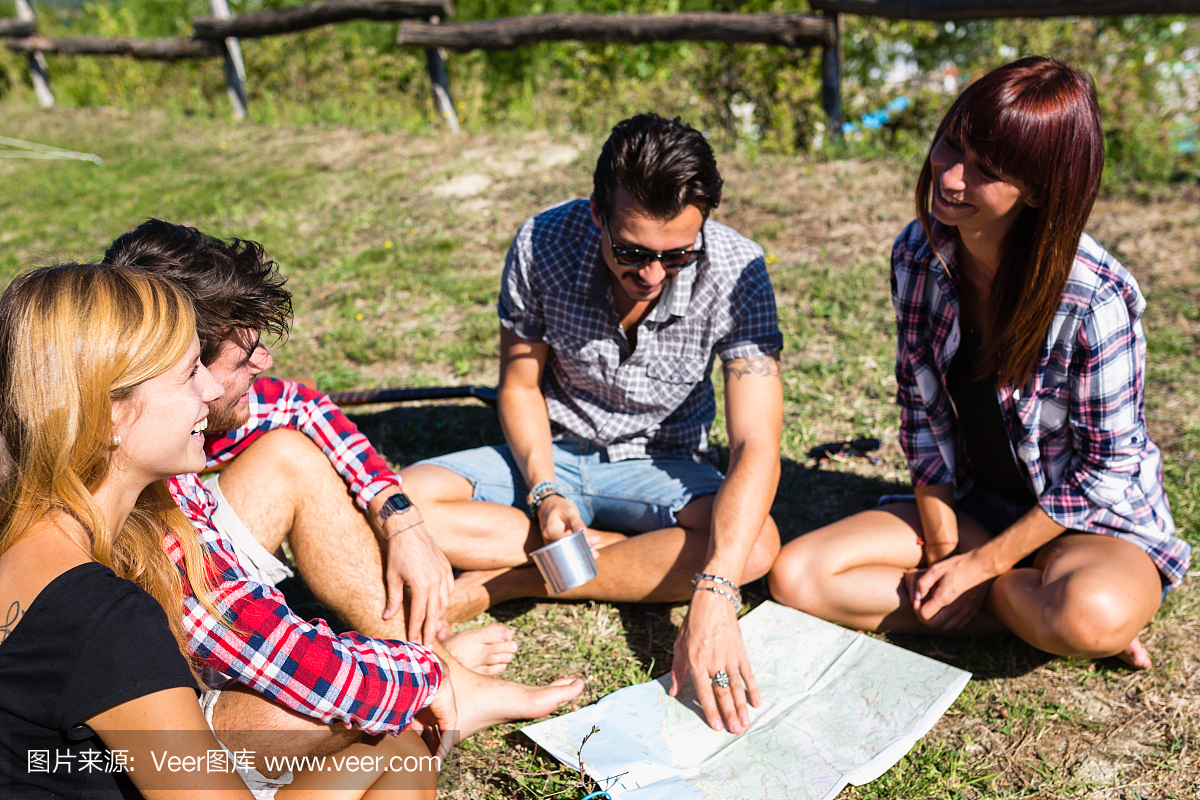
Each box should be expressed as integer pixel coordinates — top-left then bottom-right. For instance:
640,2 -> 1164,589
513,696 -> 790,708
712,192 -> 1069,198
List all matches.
945,327 -> 1036,504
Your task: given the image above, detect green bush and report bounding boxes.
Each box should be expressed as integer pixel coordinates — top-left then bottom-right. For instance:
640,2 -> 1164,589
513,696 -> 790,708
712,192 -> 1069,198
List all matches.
0,1 -> 1197,185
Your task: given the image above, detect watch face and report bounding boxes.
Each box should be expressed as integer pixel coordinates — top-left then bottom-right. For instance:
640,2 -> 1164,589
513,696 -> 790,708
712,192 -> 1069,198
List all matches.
383,493 -> 413,518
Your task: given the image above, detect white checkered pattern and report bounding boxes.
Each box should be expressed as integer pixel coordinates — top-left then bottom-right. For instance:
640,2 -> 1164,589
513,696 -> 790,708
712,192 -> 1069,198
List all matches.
499,199 -> 782,464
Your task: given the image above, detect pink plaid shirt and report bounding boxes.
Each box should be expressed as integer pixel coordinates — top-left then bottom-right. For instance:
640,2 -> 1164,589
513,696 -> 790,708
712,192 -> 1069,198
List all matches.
892,220 -> 1189,586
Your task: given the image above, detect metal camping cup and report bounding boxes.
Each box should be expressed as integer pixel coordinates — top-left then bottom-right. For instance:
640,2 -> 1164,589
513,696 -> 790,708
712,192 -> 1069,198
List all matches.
530,528 -> 598,594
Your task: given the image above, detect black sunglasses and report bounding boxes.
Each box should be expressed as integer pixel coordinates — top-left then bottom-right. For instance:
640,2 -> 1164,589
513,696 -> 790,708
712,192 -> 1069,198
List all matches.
602,213 -> 706,271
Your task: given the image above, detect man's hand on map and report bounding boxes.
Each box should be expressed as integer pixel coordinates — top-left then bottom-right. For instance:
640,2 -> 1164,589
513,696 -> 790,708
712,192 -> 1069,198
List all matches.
905,550 -> 995,630
526,602 -> 972,799
669,589 -> 761,734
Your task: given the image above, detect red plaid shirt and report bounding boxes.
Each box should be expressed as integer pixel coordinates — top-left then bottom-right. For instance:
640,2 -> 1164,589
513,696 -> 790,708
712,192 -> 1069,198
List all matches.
165,378 -> 440,733
204,377 -> 402,509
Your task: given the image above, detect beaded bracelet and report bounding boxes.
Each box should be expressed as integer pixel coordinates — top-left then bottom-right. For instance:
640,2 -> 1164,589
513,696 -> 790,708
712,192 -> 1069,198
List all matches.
693,585 -> 742,611
526,481 -> 563,511
692,572 -> 740,593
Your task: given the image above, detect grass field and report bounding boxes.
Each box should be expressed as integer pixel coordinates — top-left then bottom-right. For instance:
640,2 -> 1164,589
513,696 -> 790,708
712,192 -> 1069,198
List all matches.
2,102 -> 1198,798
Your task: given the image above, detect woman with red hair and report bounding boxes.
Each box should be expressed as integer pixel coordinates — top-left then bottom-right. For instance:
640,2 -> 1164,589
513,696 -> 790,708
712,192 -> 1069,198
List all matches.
769,57 -> 1188,667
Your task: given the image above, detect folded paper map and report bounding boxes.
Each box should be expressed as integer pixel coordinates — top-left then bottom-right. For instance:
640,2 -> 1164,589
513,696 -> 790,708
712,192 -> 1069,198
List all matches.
523,601 -> 970,800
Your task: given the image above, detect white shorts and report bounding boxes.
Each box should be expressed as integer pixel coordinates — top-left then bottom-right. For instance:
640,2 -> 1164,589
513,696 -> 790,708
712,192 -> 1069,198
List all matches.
203,472 -> 295,586
199,687 -> 295,799
199,472 -> 297,799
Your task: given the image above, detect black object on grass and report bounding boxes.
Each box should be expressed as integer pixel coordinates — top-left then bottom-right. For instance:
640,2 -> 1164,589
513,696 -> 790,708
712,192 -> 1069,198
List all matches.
326,384 -> 498,408
808,438 -> 882,461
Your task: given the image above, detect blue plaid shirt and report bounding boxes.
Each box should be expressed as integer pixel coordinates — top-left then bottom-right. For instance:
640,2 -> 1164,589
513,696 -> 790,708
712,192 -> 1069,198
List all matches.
892,220 -> 1189,586
499,199 -> 782,464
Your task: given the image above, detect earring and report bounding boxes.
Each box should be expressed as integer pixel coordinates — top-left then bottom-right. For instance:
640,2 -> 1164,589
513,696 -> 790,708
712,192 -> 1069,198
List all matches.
112,435 -> 121,447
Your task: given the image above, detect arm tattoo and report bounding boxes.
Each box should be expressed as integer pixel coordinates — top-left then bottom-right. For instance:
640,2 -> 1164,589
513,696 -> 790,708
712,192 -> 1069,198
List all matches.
0,600 -> 22,644
723,354 -> 781,380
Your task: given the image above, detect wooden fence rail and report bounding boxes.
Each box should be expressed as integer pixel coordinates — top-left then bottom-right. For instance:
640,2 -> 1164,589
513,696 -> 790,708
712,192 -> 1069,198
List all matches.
395,12 -> 833,50
7,36 -> 221,59
809,0 -> 1200,19
0,19 -> 35,37
192,0 -> 452,40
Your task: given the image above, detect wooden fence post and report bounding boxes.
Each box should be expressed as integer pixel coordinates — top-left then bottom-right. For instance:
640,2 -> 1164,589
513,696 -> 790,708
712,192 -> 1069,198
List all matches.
14,0 -> 53,108
424,16 -> 459,132
209,0 -> 248,119
820,10 -> 841,143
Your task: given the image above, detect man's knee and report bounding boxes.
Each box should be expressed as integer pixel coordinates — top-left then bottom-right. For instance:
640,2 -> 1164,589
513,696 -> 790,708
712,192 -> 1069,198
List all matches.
399,463 -> 474,505
245,428 -> 330,479
218,428 -> 338,509
675,497 -> 778,584
741,516 -> 781,583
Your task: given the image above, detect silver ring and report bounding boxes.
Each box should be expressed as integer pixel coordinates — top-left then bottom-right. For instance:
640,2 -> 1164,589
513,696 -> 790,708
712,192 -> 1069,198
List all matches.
711,670 -> 730,689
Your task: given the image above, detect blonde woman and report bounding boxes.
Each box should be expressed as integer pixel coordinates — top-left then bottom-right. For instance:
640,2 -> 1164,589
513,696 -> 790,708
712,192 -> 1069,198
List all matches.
0,265 -> 437,799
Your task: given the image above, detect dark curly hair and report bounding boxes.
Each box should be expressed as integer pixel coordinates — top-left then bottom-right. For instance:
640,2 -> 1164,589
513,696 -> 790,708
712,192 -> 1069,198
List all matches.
103,219 -> 291,366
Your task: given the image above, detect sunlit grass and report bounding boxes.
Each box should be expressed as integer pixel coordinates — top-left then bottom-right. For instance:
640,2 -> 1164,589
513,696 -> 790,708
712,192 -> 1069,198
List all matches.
3,108 -> 1198,799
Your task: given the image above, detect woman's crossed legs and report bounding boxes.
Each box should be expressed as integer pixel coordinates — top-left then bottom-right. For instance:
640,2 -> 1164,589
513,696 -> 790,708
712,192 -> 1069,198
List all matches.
768,503 -> 1163,665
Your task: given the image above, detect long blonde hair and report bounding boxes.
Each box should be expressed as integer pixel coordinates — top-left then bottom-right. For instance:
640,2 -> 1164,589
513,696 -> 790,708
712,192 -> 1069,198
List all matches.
0,264 -> 225,668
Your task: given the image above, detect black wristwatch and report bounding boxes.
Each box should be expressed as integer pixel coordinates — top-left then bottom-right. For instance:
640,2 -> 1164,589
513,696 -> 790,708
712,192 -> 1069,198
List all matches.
378,492 -> 415,525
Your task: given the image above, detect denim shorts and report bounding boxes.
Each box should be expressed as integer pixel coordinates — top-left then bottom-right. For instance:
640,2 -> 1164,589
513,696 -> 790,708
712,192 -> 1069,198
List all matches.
957,483 -> 1036,536
416,438 -> 725,534
880,482 -> 1033,537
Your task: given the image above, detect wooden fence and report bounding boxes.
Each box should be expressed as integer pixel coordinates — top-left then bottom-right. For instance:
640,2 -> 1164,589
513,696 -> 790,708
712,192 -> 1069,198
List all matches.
393,13 -> 832,48
2,0 -> 459,123
2,1 -> 1199,133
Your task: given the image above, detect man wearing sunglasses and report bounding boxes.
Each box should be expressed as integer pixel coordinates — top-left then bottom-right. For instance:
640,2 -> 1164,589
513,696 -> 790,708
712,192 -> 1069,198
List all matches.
402,113 -> 784,737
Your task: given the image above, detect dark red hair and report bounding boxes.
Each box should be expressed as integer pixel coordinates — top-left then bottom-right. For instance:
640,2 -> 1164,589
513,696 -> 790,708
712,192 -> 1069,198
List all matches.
916,56 -> 1104,388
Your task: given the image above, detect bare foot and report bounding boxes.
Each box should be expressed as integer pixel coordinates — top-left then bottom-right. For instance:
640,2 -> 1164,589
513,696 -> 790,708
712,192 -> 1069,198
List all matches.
442,624 -> 519,676
1116,635 -> 1152,669
445,654 -> 584,738
448,568 -> 510,624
